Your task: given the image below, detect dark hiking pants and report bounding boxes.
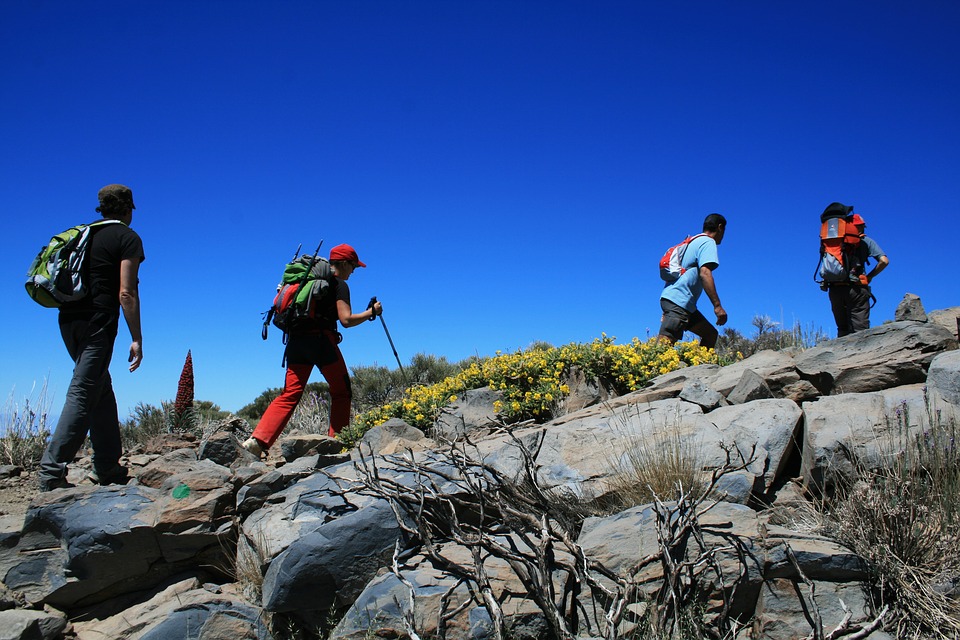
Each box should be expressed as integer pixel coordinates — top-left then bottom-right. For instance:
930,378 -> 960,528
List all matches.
39,312 -> 122,484
828,285 -> 872,337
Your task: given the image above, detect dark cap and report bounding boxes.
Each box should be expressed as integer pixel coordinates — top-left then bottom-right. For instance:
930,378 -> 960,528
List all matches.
98,184 -> 136,210
329,243 -> 366,267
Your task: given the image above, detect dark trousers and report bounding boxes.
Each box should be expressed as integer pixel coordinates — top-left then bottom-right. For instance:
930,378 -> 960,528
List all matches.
39,312 -> 122,482
828,285 -> 872,337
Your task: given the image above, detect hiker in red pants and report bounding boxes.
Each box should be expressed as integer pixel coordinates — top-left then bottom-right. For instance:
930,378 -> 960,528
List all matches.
243,244 -> 382,457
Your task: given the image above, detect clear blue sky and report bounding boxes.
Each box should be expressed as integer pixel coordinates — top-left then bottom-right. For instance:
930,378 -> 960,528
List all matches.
2,1 -> 957,419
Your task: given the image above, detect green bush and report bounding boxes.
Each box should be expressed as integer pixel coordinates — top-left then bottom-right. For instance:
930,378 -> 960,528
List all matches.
340,336 -> 717,448
120,399 -> 229,450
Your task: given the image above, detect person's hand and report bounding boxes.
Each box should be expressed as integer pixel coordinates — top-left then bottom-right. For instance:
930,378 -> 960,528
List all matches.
714,305 -> 728,327
128,341 -> 143,372
373,300 -> 383,317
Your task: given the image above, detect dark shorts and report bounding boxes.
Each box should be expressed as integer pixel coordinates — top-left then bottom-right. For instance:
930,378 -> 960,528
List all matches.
658,298 -> 707,342
284,330 -> 342,367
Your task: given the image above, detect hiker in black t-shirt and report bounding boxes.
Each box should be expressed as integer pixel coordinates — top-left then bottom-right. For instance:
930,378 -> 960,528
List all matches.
243,244 -> 382,458
38,184 -> 145,491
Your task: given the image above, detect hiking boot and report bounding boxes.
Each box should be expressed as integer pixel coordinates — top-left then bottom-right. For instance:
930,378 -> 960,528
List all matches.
242,437 -> 264,458
93,465 -> 130,486
38,476 -> 75,492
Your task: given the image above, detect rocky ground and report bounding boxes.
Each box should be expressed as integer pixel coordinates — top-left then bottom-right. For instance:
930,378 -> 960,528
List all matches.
0,468 -> 38,532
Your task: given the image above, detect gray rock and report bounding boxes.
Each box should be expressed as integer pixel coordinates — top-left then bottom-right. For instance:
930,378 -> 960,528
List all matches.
73,578 -> 272,640
928,306 -> 960,339
198,431 -> 243,467
0,466 -> 22,480
708,399 -> 803,495
559,365 -> 613,413
679,378 -> 727,411
778,379 -> 821,404
279,434 -> 344,462
480,395 -> 799,506
3,470 -> 235,609
433,387 -> 502,441
260,497 -> 403,628
331,538 -> 549,640
800,384 -> 936,492
354,418 -> 436,457
927,349 -> 960,406
708,350 -> 800,397
236,454 -> 328,515
795,321 -> 958,395
0,608 -> 67,640
579,501 -> 765,619
751,578 -> 883,640
726,369 -> 775,405
894,292 -> 927,322
627,363 -> 722,404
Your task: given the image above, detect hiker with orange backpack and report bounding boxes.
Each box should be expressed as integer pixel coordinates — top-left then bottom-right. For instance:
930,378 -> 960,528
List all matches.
657,213 -> 728,349
243,244 -> 382,457
817,203 -> 889,337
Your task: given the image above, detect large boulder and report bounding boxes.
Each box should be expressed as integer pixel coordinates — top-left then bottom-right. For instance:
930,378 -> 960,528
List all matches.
72,577 -> 271,640
353,418 -> 436,457
800,384 -> 938,491
927,349 -> 960,407
0,608 -> 68,640
478,397 -> 800,506
894,292 -> 927,322
242,457 -> 466,628
330,538 -> 547,640
929,306 -> 960,339
433,387 -> 502,442
794,321 -> 958,395
1,459 -> 235,610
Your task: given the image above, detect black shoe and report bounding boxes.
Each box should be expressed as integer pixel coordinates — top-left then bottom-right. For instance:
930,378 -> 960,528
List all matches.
94,465 -> 130,486
38,476 -> 75,492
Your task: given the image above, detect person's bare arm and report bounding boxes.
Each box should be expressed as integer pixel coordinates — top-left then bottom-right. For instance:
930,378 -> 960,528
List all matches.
699,265 -> 727,326
867,255 -> 889,283
119,258 -> 142,372
337,298 -> 382,328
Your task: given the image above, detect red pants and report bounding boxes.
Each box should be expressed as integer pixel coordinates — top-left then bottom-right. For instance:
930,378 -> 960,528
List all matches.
252,331 -> 352,447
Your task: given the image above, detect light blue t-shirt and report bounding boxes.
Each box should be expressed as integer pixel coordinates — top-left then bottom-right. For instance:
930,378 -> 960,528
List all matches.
660,234 -> 719,312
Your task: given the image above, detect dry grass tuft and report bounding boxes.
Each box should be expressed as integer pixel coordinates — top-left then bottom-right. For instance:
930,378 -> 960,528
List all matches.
824,397 -> 960,639
0,381 -> 53,469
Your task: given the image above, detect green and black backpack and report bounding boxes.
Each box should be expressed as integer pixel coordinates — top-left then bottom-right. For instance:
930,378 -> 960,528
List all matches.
25,219 -> 124,308
261,244 -> 335,342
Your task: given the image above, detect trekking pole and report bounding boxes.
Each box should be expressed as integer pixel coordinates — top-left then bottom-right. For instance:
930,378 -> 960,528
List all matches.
368,296 -> 405,380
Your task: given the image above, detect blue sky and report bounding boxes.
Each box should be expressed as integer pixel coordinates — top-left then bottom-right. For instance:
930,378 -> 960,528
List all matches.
2,1 -> 958,419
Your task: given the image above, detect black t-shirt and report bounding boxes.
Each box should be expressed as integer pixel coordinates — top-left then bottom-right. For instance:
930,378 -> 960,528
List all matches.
61,220 -> 145,315
294,277 -> 350,334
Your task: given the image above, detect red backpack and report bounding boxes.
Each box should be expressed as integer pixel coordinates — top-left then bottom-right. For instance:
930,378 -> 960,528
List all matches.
659,233 -> 707,282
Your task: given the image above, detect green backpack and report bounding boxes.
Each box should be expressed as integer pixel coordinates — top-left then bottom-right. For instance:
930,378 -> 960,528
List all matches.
25,219 -> 123,308
261,246 -> 335,341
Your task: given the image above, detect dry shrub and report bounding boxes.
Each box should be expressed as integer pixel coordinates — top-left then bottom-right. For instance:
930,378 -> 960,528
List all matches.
826,398 -> 960,639
1,381 -> 53,469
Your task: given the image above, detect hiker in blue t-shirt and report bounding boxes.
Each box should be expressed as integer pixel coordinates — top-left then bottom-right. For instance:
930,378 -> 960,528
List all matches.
658,213 -> 728,349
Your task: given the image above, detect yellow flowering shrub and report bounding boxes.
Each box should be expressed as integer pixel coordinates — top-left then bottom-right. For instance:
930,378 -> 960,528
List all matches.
339,336 -> 716,447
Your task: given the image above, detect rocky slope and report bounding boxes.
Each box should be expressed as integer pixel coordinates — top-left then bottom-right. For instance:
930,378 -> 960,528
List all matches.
1,297 -> 958,640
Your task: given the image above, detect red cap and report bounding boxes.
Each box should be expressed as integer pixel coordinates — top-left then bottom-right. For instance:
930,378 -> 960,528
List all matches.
849,214 -> 866,227
329,243 -> 366,267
